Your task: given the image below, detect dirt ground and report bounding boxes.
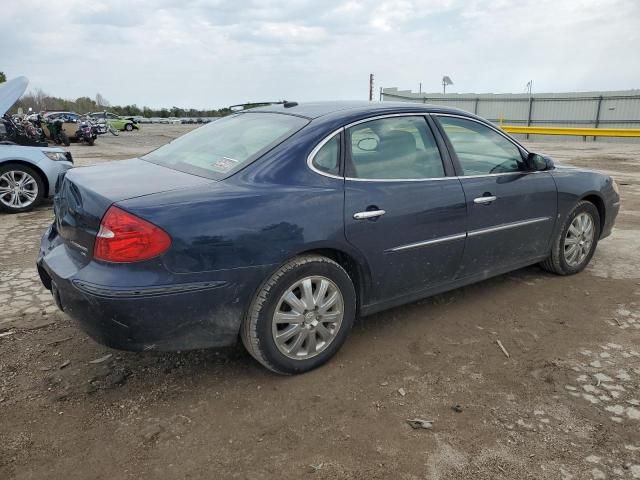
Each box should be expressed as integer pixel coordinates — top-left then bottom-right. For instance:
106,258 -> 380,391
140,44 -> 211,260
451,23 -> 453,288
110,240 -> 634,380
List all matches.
1,126 -> 639,480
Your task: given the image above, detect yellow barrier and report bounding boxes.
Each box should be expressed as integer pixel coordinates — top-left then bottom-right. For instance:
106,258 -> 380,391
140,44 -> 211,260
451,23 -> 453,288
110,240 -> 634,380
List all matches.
501,125 -> 640,137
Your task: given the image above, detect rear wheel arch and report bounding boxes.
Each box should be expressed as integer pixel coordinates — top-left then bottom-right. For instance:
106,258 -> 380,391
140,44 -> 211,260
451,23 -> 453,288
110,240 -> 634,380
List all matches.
296,247 -> 371,313
0,160 -> 49,197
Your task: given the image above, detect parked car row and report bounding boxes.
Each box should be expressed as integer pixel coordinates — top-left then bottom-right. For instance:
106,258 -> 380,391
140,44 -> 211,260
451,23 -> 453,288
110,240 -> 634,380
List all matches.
1,77 -> 73,213
133,117 -> 216,124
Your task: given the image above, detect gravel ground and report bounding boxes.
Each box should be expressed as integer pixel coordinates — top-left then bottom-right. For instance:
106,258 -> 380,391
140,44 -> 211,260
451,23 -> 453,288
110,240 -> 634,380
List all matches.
0,126 -> 639,480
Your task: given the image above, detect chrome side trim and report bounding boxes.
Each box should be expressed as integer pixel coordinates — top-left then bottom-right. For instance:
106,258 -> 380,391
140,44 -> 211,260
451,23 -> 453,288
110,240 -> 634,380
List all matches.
345,176 -> 456,183
468,217 -> 551,237
306,127 -> 344,180
384,216 -> 551,252
458,171 -> 544,179
306,113 -> 447,182
386,233 -> 466,253
342,112 -> 428,129
306,112 -> 535,182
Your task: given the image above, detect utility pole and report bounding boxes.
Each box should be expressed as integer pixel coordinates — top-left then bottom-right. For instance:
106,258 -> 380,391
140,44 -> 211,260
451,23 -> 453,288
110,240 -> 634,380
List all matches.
419,82 -> 422,94
369,74 -> 374,101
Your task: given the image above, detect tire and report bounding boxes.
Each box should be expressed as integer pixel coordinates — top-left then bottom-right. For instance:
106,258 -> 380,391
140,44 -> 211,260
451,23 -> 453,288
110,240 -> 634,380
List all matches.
87,137 -> 95,146
241,255 -> 356,375
125,123 -> 133,131
540,200 -> 600,275
0,164 -> 45,213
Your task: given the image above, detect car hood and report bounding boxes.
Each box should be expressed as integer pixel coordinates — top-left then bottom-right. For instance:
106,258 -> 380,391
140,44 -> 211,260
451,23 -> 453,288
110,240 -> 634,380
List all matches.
0,76 -> 28,116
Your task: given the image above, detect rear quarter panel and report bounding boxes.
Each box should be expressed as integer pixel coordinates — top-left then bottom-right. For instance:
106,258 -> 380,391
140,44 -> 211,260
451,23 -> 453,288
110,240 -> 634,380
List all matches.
120,178 -> 345,274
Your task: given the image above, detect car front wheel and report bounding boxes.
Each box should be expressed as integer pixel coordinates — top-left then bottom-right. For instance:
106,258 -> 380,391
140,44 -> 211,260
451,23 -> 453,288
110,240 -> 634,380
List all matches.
125,123 -> 133,131
540,200 -> 600,275
241,255 -> 356,374
0,164 -> 45,213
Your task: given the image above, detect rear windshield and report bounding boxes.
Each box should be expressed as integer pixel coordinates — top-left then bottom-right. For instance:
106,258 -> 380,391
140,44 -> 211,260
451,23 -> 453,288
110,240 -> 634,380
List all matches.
142,112 -> 308,179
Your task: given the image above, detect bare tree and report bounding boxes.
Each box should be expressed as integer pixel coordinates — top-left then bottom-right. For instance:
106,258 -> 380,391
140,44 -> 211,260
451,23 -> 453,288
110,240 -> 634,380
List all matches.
95,93 -> 110,109
32,88 -> 49,112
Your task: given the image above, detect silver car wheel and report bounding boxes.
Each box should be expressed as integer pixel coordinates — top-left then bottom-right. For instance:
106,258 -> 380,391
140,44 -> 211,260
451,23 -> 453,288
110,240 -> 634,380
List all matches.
0,170 -> 39,209
272,275 -> 344,360
564,212 -> 595,267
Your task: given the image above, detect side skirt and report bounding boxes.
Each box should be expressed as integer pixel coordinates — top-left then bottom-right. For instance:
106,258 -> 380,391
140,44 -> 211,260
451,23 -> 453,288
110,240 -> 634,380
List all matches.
359,255 -> 548,317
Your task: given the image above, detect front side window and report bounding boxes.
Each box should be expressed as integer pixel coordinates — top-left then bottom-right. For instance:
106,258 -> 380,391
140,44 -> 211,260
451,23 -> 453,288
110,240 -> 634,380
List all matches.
437,116 -> 525,175
346,116 -> 444,180
143,112 -> 308,179
311,134 -> 340,175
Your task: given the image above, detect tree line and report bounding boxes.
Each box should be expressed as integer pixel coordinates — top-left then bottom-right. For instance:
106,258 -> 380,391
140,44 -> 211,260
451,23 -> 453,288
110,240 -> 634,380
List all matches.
0,73 -> 231,118
12,90 -> 232,118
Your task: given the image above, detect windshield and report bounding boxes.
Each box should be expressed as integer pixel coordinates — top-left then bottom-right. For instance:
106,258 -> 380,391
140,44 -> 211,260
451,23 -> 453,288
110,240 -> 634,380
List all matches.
142,112 -> 308,179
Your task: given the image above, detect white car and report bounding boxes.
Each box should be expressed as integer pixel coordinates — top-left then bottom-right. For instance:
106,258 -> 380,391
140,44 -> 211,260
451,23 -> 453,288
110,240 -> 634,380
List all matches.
1,77 -> 73,213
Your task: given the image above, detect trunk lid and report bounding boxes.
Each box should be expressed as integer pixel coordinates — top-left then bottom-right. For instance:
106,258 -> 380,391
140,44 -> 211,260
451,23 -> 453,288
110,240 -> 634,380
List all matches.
53,158 -> 213,260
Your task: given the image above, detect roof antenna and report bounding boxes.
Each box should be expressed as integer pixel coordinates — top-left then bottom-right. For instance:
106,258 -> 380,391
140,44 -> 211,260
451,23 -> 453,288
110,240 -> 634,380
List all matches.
283,100 -> 298,108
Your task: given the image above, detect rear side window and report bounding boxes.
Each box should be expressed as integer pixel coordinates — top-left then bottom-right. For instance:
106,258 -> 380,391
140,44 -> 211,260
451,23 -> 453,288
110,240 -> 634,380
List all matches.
437,116 -> 525,175
346,116 -> 445,180
143,113 -> 308,179
311,134 -> 340,175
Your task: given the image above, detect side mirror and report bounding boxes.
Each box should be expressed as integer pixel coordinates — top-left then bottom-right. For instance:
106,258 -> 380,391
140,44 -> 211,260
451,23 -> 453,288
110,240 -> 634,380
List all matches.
526,152 -> 553,171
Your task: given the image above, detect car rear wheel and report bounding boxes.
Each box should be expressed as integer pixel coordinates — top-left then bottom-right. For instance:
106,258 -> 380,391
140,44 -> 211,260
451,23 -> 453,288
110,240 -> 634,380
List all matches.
540,200 -> 600,275
0,164 -> 45,213
241,255 -> 356,374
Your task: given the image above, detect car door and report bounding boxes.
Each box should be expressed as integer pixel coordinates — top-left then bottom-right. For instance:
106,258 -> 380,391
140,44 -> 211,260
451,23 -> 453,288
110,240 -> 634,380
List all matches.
434,114 -> 557,277
339,115 -> 467,303
107,113 -> 123,130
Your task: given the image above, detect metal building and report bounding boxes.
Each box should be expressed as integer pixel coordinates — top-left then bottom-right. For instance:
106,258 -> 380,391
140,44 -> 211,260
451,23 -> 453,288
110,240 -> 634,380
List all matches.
382,87 -> 640,142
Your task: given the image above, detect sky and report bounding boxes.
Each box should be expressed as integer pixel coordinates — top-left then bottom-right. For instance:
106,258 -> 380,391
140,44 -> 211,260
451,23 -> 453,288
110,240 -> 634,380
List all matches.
1,0 -> 639,109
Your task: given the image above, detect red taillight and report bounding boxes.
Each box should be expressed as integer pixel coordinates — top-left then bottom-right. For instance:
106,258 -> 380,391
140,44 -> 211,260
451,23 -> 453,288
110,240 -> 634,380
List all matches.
94,206 -> 171,263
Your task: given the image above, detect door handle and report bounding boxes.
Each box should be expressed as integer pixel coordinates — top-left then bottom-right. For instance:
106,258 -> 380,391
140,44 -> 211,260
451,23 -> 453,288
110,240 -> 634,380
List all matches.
353,210 -> 386,220
473,195 -> 497,204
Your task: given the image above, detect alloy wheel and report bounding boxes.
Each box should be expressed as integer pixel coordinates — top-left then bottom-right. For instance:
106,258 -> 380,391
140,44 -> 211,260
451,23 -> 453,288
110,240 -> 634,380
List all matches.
0,170 -> 39,209
272,276 -> 344,360
564,212 -> 595,267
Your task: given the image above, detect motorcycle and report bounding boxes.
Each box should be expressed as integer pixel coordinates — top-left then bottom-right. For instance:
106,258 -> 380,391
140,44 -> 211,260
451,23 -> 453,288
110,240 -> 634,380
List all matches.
1,113 -> 48,146
74,118 -> 98,146
26,114 -> 47,141
45,118 -> 70,146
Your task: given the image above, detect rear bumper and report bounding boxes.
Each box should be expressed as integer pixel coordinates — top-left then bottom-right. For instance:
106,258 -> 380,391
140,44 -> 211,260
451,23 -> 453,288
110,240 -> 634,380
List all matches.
37,226 -> 273,351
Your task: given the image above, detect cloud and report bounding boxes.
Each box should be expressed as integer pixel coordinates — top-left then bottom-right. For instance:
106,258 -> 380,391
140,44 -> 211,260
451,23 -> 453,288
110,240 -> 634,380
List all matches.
0,0 -> 638,108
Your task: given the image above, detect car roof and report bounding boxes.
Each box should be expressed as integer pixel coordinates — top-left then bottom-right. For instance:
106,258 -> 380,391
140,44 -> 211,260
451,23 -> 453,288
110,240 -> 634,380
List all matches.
43,111 -> 78,116
248,101 -> 473,119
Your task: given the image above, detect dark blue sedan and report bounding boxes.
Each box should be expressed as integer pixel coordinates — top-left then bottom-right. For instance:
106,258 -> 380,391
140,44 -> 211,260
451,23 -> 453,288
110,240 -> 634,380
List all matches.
37,102 -> 620,374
